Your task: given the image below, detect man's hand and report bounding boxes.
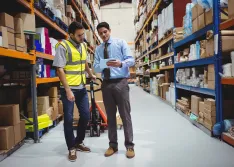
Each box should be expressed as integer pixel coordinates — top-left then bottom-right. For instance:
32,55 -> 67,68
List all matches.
90,74 -> 96,81
66,90 -> 75,102
106,60 -> 122,68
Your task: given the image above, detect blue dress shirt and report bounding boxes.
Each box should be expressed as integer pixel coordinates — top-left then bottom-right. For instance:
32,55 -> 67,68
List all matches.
93,37 -> 135,79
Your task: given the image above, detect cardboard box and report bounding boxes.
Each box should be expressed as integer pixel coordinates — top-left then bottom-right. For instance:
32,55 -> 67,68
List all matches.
198,13 -> 205,30
229,0 -> 234,18
191,95 -> 202,116
204,117 -> 216,125
208,80 -> 215,89
46,107 -> 53,118
58,100 -> 63,115
192,18 -> 198,33
14,18 -> 24,39
165,71 -> 170,83
208,72 -> 215,81
46,87 -> 58,98
197,4 -> 204,16
0,104 -> 20,126
15,13 -> 35,33
203,121 -> 213,131
14,122 -> 21,144
204,103 -> 216,111
7,31 -> 15,49
27,96 -> 50,113
0,26 -> 8,48
0,126 -> 14,150
162,84 -> 170,100
16,38 -> 25,52
206,38 -> 214,57
208,64 -> 215,72
20,120 -> 26,140
222,36 -> 234,52
96,101 -> 106,114
51,104 -> 58,121
192,5 -> 198,20
199,101 -> 204,112
0,13 -> 14,33
205,9 -> 213,25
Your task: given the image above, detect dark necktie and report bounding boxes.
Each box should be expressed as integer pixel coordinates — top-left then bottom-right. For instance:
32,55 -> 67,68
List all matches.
103,43 -> 110,79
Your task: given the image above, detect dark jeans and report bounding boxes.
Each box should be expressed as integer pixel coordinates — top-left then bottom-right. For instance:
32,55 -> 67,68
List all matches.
60,88 -> 90,150
101,78 -> 134,149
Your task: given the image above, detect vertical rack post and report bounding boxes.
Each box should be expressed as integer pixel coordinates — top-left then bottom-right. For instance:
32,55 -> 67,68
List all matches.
30,0 -> 39,143
213,0 -> 222,123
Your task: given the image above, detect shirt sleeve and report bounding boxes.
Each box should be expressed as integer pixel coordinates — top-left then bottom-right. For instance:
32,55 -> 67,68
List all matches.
121,40 -> 135,68
93,48 -> 103,73
53,44 -> 67,68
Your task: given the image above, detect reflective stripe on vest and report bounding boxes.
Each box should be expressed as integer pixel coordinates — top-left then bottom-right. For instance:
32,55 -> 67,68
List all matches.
56,40 -> 87,86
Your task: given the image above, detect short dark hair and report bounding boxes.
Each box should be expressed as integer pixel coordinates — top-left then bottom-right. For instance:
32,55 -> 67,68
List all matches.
68,22 -> 84,34
97,22 -> 110,31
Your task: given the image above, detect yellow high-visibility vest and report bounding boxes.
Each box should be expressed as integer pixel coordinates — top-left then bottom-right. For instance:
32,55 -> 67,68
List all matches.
56,40 -> 87,86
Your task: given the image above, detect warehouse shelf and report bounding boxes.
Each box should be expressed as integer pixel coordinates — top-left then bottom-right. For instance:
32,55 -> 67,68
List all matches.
0,79 -> 30,85
221,78 -> 234,85
151,52 -> 174,63
150,69 -> 160,73
175,57 -> 215,68
222,132 -> 234,147
148,34 -> 173,55
71,0 -> 100,44
220,18 -> 234,30
160,64 -> 174,70
88,0 -> 99,22
176,109 -> 212,136
17,0 -> 68,37
176,84 -> 215,96
135,0 -> 162,42
36,77 -> 60,85
174,24 -> 213,49
36,52 -> 54,60
0,47 -> 35,62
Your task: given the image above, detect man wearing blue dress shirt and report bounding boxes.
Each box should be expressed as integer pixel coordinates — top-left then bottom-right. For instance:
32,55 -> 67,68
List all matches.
93,22 -> 135,159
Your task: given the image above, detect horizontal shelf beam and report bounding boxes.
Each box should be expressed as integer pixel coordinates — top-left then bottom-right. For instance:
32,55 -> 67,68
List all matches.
36,77 -> 60,85
175,57 -> 215,68
151,52 -> 174,63
160,64 -> 174,70
221,78 -> 234,85
176,84 -> 215,96
220,18 -> 234,30
0,48 -> 35,61
174,24 -> 213,49
36,52 -> 54,60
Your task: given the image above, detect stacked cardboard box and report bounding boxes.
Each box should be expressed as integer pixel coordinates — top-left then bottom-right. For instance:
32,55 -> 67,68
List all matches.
198,101 -> 205,124
0,13 -> 15,49
192,4 -> 204,33
229,0 -> 234,18
66,5 -> 76,25
0,104 -> 26,150
207,64 -> 215,89
176,97 -> 191,115
191,95 -> 202,116
203,98 -> 216,130
46,87 -> 59,121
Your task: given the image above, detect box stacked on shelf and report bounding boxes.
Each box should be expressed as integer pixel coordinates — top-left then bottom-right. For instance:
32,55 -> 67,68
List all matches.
203,98 -> 216,130
0,104 -> 26,151
176,97 -> 191,115
158,3 -> 174,40
66,5 -> 76,25
53,0 -> 68,25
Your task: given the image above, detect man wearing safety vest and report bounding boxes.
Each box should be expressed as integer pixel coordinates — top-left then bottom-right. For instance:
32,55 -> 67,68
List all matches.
53,22 -> 96,162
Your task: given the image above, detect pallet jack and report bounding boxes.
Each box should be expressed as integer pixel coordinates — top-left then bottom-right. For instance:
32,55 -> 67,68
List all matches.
87,78 -> 108,137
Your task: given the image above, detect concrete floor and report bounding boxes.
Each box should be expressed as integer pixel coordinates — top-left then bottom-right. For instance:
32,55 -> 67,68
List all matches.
1,85 -> 234,167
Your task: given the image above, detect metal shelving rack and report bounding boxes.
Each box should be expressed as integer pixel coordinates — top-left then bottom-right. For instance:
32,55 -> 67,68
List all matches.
173,1 -> 222,134
0,0 -> 100,160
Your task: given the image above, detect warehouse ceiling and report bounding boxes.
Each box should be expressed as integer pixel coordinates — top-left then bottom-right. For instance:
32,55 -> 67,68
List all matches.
100,0 -> 132,6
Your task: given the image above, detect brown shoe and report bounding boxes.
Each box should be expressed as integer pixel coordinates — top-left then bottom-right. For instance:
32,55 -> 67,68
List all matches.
68,148 -> 77,162
126,148 -> 135,159
104,147 -> 118,157
76,143 -> 91,153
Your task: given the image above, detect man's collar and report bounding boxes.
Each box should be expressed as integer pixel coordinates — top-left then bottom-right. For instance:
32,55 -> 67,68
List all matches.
102,36 -> 113,46
68,38 -> 80,47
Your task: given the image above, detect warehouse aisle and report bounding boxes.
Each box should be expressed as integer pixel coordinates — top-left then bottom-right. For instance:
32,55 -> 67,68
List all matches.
1,85 -> 234,167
